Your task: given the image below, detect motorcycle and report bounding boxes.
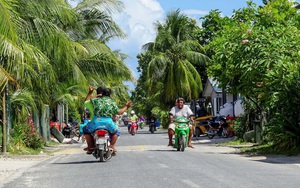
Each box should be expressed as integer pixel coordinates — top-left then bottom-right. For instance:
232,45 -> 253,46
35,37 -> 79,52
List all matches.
138,121 -> 145,129
92,128 -> 113,162
62,123 -> 80,139
129,121 -> 138,136
173,116 -> 190,152
149,122 -> 156,133
122,116 -> 129,126
206,116 -> 229,139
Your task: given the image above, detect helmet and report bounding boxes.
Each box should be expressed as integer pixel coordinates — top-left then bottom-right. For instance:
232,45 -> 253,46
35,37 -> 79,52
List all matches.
130,110 -> 135,114
123,112 -> 127,116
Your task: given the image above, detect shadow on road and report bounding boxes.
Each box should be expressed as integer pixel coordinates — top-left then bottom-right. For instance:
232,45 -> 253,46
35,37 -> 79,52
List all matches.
52,160 -> 108,165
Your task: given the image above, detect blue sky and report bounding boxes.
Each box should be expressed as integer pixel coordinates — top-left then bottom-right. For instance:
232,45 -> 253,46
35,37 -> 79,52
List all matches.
106,0 -> 264,88
68,0 -> 264,88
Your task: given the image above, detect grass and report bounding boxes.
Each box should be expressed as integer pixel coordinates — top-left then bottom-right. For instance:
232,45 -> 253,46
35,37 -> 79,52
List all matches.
219,139 -> 300,156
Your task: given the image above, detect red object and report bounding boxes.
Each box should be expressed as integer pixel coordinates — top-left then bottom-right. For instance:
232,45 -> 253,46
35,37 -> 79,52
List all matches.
130,122 -> 138,134
225,116 -> 235,136
95,130 -> 108,136
50,121 -> 64,131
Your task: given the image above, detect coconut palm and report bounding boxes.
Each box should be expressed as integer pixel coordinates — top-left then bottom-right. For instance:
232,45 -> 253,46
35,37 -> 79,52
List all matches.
0,0 -> 133,124
144,9 -> 210,103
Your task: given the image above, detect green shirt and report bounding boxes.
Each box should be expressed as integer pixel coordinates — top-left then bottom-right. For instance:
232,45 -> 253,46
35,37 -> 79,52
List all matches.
130,114 -> 138,121
91,96 -> 120,117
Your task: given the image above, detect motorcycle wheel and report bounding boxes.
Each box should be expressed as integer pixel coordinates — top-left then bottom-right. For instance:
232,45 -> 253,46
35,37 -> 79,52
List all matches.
150,126 -> 154,133
72,128 -> 80,138
180,135 -> 185,152
195,128 -> 201,137
131,128 -> 136,136
207,130 -> 215,139
222,128 -> 230,138
98,149 -> 105,162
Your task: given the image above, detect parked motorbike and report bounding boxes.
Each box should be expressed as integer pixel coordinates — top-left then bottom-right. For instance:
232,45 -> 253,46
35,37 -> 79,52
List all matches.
62,123 -> 79,139
173,116 -> 190,152
207,116 -> 229,139
92,128 -> 113,162
129,121 -> 138,136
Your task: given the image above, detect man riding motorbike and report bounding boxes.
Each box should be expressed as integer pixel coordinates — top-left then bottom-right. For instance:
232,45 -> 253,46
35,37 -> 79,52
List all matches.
83,86 -> 132,156
128,110 -> 138,132
168,98 -> 194,148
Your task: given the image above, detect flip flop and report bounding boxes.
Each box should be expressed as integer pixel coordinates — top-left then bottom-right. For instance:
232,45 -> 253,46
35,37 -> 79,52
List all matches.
188,145 -> 194,149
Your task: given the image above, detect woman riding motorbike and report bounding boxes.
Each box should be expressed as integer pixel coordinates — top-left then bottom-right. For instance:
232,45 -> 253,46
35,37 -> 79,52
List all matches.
83,86 -> 132,155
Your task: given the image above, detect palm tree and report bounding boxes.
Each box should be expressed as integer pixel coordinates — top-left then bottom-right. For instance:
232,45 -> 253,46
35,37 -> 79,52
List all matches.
0,0 -> 133,124
144,9 -> 210,103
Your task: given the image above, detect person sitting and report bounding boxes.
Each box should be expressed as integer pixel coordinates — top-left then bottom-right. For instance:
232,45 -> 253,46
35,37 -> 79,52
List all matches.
122,112 -> 129,126
197,103 -> 208,117
128,110 -> 138,132
83,86 -> 132,155
168,98 -> 194,148
147,114 -> 157,131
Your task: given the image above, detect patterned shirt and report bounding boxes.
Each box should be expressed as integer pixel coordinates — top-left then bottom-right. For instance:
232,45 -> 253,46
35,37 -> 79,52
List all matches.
91,96 -> 120,117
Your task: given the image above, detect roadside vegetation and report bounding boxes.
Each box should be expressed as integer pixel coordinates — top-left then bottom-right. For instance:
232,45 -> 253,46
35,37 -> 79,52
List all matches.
1,0 -> 300,155
132,0 -> 300,155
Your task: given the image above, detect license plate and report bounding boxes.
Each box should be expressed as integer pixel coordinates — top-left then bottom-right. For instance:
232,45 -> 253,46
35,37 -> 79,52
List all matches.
96,138 -> 106,145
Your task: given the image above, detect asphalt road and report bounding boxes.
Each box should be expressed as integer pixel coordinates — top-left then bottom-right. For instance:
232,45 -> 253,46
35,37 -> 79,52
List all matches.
3,126 -> 300,188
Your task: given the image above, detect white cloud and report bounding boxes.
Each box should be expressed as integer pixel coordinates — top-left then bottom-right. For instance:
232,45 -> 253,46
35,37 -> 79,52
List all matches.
111,0 -> 164,49
182,9 -> 209,16
108,0 -> 165,83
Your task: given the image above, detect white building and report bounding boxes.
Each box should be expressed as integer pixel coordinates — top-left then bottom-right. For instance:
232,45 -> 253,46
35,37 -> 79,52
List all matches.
202,78 -> 244,117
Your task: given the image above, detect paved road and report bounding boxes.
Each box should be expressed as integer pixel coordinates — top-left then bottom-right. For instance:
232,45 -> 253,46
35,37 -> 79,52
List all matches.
1,126 -> 300,188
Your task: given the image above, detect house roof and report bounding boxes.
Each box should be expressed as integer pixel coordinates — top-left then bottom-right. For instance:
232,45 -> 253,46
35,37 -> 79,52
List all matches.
203,78 -> 222,97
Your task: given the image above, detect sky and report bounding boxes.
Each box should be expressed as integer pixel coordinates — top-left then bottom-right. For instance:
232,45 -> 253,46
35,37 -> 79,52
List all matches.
68,0 -> 264,88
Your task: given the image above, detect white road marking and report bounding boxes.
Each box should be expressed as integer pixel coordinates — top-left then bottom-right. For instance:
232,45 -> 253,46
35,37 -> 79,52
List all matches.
158,163 -> 168,168
181,179 -> 201,188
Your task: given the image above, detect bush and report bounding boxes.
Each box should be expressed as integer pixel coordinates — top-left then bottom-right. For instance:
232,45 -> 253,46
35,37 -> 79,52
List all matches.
9,123 -> 45,153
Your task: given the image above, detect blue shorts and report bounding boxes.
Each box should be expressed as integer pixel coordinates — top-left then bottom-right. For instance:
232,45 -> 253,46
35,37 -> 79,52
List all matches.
83,116 -> 120,136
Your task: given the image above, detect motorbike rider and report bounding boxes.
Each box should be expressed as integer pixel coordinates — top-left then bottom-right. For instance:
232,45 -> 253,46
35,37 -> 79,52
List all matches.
128,110 -> 138,132
168,97 -> 194,148
147,114 -> 157,131
83,86 -> 132,155
122,112 -> 129,126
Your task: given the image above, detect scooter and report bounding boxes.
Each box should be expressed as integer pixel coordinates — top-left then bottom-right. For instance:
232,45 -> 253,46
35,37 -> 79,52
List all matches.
207,117 -> 229,139
173,116 -> 190,152
149,122 -> 156,133
129,121 -> 138,136
138,121 -> 145,129
92,128 -> 113,162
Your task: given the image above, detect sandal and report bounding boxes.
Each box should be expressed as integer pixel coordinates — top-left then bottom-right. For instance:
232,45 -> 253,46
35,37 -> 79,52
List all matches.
86,148 -> 95,154
188,145 -> 194,149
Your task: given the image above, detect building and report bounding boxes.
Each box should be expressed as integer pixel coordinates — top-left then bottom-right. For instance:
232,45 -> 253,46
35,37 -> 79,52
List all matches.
202,78 -> 244,117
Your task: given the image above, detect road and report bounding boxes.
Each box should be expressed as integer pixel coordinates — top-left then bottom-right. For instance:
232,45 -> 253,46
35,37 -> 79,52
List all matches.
2,125 -> 300,188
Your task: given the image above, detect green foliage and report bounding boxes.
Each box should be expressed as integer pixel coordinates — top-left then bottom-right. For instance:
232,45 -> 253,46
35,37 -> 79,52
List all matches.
8,123 -> 45,153
232,115 -> 248,140
151,107 -> 169,129
207,0 -> 300,148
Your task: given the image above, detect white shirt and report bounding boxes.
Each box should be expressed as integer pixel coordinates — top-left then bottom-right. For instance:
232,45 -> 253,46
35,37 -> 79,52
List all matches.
169,105 -> 194,118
